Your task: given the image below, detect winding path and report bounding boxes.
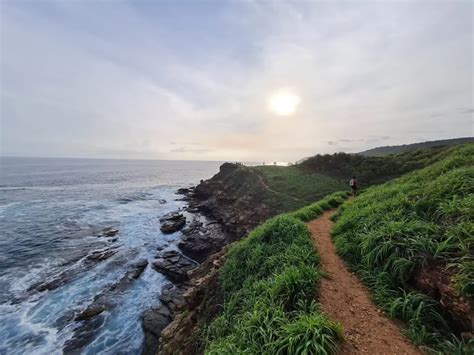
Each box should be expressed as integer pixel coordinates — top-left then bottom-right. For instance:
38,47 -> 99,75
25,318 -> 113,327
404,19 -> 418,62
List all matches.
252,170 -> 302,202
308,210 -> 421,354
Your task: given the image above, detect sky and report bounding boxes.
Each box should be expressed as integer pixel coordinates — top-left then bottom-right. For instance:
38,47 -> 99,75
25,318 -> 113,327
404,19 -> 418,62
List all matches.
1,0 -> 473,162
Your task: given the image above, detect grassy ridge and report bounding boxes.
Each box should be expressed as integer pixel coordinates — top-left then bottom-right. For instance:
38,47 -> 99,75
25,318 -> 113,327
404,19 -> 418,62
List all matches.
204,192 -> 347,354
252,165 -> 346,202
299,145 -> 454,186
332,144 -> 473,352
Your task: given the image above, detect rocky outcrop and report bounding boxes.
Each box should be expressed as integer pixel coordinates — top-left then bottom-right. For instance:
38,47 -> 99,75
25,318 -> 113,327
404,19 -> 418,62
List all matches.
97,227 -> 119,238
160,213 -> 186,234
143,164 -> 276,354
152,251 -> 198,282
178,219 -> 227,263
142,283 -> 187,355
189,163 -> 273,239
64,259 -> 149,353
157,246 -> 230,355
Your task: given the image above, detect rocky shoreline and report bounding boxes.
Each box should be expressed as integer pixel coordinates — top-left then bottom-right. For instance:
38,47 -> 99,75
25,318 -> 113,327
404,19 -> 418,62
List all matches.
141,163 -> 282,354
141,187 -> 231,355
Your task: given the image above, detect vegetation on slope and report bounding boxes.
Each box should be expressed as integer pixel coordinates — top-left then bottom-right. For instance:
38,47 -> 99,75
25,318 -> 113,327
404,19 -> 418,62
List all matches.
332,144 -> 473,353
359,137 -> 474,157
203,192 -> 348,354
251,165 -> 346,209
299,145 -> 454,186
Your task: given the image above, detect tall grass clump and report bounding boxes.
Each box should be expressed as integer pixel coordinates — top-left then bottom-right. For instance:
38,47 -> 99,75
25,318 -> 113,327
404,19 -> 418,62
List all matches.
332,144 -> 474,352
204,192 -> 347,354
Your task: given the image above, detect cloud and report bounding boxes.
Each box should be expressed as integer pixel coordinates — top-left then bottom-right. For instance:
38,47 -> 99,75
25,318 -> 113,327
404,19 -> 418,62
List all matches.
460,108 -> 474,115
170,147 -> 210,154
1,1 -> 472,161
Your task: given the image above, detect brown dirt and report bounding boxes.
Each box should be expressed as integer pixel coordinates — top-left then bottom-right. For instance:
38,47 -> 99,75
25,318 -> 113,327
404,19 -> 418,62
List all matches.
308,210 -> 422,354
410,263 -> 473,334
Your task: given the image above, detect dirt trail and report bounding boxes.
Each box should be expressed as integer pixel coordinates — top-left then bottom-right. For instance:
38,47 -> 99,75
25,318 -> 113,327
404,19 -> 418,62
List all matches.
252,170 -> 302,202
308,210 -> 421,354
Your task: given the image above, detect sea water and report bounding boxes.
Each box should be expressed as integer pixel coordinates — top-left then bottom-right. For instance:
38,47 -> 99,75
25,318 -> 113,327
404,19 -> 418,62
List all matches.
0,157 -> 222,354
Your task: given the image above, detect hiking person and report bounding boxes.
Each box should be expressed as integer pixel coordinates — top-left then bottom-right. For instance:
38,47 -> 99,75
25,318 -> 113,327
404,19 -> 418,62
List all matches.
350,176 -> 358,196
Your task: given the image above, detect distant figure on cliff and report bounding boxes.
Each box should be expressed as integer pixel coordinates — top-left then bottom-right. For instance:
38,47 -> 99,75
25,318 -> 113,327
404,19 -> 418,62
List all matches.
350,176 -> 358,196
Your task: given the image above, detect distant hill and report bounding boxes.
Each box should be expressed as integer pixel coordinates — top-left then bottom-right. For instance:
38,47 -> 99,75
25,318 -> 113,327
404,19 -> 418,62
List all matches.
358,137 -> 474,156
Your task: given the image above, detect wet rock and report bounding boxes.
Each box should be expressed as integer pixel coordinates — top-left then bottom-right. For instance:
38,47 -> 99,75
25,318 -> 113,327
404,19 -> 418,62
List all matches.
142,305 -> 172,355
160,213 -> 186,234
129,259 -> 148,279
63,315 -> 106,354
192,162 -> 273,239
160,212 -> 184,222
158,199 -> 167,204
86,249 -> 117,262
75,304 -> 106,321
97,227 -> 119,238
159,284 -> 186,313
185,206 -> 199,213
142,285 -> 187,355
65,259 -> 149,353
27,249 -> 119,294
179,226 -> 226,263
152,251 -> 197,282
177,187 -> 192,195
157,246 -> 230,355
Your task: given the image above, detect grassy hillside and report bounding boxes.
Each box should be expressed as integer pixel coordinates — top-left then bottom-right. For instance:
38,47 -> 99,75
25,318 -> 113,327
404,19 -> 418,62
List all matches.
250,165 -> 346,210
332,144 -> 473,352
298,145 -> 454,186
203,192 -> 348,354
359,137 -> 474,157
245,145 -> 452,213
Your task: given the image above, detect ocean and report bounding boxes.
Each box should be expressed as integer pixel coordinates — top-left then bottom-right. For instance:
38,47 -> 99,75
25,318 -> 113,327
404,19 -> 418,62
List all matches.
0,157 -> 223,354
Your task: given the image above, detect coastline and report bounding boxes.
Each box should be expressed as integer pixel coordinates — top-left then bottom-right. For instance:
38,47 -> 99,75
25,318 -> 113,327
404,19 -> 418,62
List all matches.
144,162 -> 282,354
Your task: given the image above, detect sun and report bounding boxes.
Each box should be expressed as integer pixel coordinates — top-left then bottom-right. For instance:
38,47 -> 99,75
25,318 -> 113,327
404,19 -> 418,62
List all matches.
268,90 -> 301,116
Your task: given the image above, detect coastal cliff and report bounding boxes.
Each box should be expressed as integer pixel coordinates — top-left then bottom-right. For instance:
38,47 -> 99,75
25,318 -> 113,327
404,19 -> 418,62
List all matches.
191,162 -> 274,238
150,143 -> 474,354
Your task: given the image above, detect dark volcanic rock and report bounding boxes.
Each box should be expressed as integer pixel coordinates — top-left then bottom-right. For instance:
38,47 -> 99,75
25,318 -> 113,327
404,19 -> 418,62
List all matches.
86,249 -> 117,262
28,248 -> 119,294
142,305 -> 172,355
64,315 -> 106,354
159,284 -> 186,313
152,251 -> 197,282
160,213 -> 186,234
66,259 -> 149,353
178,219 -> 227,263
75,304 -> 106,321
192,162 -> 272,239
157,246 -> 230,355
141,284 -> 187,355
97,227 -> 119,238
177,187 -> 192,195
179,232 -> 225,263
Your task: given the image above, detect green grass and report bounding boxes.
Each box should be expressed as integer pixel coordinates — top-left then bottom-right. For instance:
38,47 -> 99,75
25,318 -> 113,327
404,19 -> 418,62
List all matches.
203,192 -> 347,354
252,166 -> 346,203
299,145 -> 454,186
244,146 -> 453,214
332,144 -> 474,353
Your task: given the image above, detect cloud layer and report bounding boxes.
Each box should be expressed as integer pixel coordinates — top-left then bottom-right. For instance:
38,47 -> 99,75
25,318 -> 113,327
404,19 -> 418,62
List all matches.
1,0 -> 472,161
